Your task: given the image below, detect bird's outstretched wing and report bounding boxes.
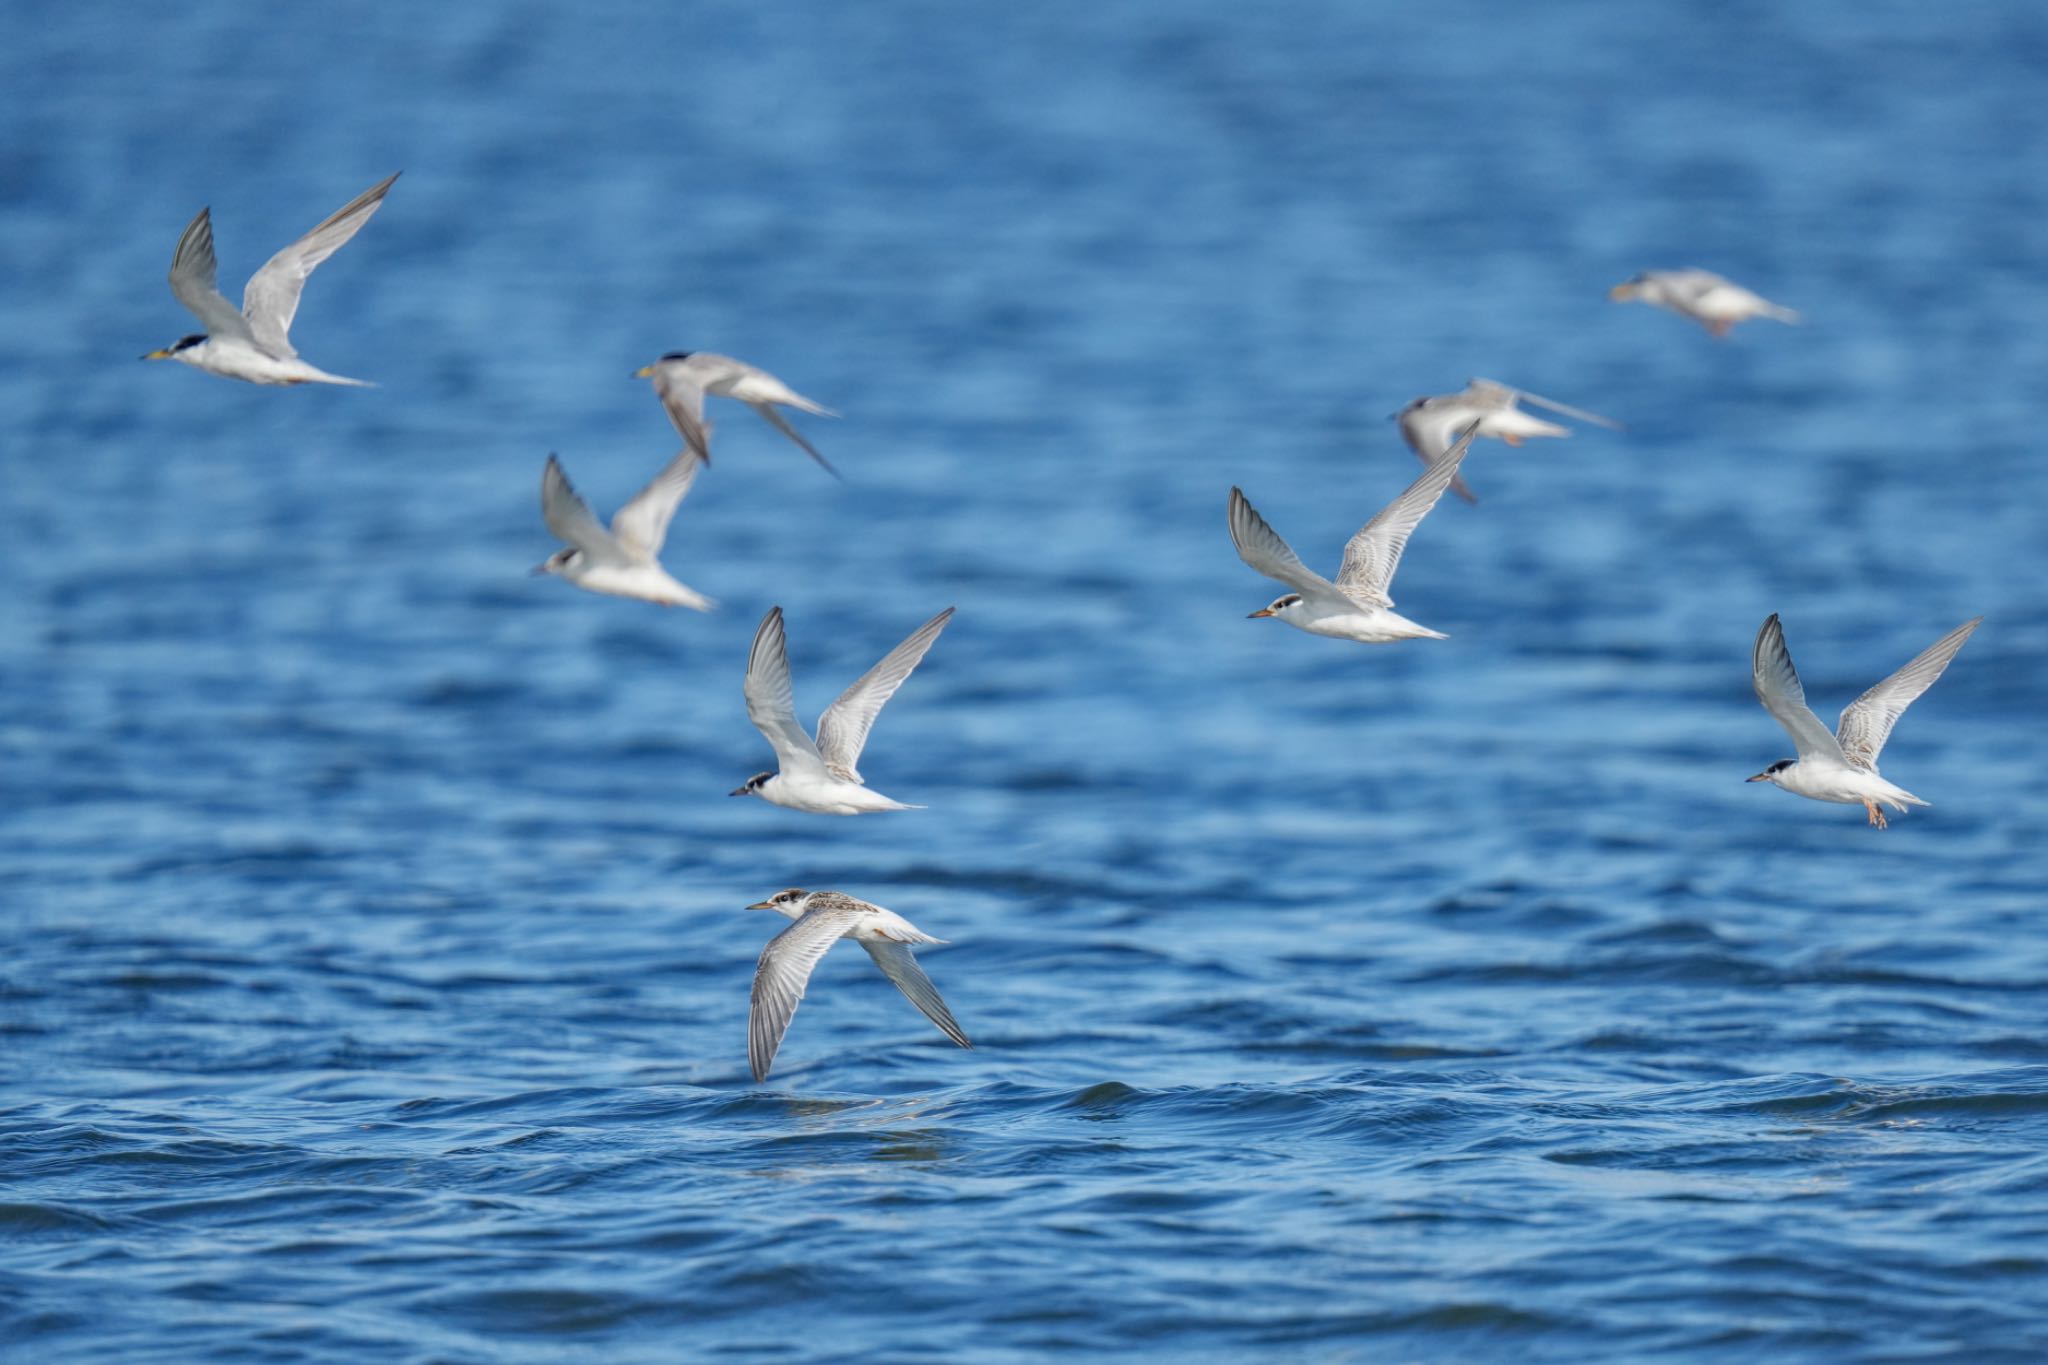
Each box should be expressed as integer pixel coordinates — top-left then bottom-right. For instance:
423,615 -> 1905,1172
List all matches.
540,455 -> 620,559
860,939 -> 971,1050
744,608 -> 829,776
815,608 -> 954,783
749,403 -> 840,478
1751,614 -> 1845,761
1471,378 -> 1621,430
1834,617 -> 1981,770
1395,399 -> 1482,504
167,207 -> 257,343
609,449 -> 703,560
1228,488 -> 1348,606
1335,423 -> 1476,606
651,366 -> 715,465
241,172 -> 399,357
749,905 -> 861,1082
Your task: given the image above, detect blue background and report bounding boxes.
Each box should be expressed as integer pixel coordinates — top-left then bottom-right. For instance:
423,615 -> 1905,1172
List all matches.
3,2 -> 2046,1359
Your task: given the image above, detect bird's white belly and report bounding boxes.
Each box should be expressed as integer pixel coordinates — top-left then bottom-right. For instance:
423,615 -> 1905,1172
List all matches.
760,773 -> 909,815
566,562 -> 702,608
1777,762 -> 1914,809
194,348 -> 306,384
1297,607 -> 1443,644
1478,409 -> 1565,442
187,343 -> 348,386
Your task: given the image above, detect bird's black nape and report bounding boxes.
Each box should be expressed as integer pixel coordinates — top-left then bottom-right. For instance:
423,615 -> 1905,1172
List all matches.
173,334 -> 206,352
658,350 -> 693,362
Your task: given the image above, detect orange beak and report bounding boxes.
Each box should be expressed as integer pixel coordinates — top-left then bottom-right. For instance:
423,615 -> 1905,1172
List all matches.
1247,607 -> 1276,619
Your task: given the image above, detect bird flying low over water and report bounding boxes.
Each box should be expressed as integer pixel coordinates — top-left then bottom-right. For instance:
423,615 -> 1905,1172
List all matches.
143,173 -> 399,385
633,352 -> 840,477
1609,269 -> 1799,338
1230,423 -> 1476,644
746,888 -> 972,1084
1395,378 -> 1620,504
733,605 -> 954,813
534,450 -> 715,610
1748,613 -> 1981,828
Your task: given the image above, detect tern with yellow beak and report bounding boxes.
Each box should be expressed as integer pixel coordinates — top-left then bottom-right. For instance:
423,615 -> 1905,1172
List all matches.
143,173 -> 399,385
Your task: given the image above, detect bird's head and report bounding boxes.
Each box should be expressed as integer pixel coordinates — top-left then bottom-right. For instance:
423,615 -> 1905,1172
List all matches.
632,351 -> 693,379
531,547 -> 580,577
729,771 -> 772,798
1747,758 -> 1794,785
142,334 -> 207,362
1248,593 -> 1303,620
747,887 -> 810,916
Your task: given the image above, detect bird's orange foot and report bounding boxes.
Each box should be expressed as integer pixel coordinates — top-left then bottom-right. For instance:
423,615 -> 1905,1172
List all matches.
1864,801 -> 1888,829
1502,434 -> 1523,447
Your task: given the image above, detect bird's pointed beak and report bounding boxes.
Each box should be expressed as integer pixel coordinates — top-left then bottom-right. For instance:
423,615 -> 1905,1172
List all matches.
745,899 -> 774,910
1247,607 -> 1276,619
729,785 -> 753,797
632,364 -> 654,378
141,348 -> 172,361
1608,283 -> 1634,300
1745,771 -> 1772,783
529,562 -> 552,576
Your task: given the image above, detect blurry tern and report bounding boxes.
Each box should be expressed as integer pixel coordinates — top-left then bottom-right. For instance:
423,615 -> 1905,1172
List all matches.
1609,269 -> 1799,338
632,352 -> 840,477
143,173 -> 399,385
745,888 -> 971,1084
1748,613 -> 1981,828
733,605 -> 953,813
1396,378 -> 1619,503
534,450 -> 715,610
1230,424 -> 1475,643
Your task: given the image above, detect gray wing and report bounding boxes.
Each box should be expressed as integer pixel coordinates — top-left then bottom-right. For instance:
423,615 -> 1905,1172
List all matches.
1835,617 -> 1981,770
1751,614 -> 1844,762
652,366 -> 715,464
815,607 -> 954,783
1335,422 -> 1476,605
609,448 -> 703,559
241,172 -> 399,357
749,906 -> 860,1082
167,207 -> 257,343
1472,378 -> 1621,429
1396,399 -> 1481,504
1227,487 -> 1349,607
860,939 -> 971,1050
750,403 -> 840,478
744,608 -> 829,776
540,455 -> 621,559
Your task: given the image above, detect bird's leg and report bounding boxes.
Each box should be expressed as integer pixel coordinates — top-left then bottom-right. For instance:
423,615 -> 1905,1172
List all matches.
1706,319 -> 1732,340
1502,434 -> 1523,446
1863,801 -> 1888,829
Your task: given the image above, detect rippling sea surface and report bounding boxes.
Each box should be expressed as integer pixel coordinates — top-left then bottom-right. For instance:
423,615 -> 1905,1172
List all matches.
5,2 -> 2048,1359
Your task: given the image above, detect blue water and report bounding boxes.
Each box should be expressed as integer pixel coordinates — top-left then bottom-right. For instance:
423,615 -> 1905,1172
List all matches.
5,2 -> 2048,1359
